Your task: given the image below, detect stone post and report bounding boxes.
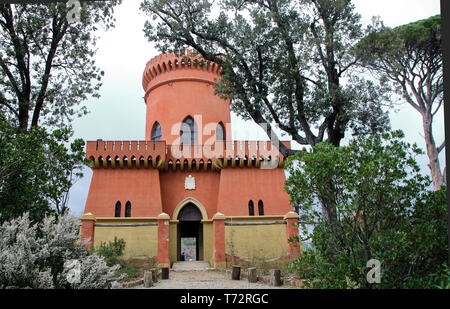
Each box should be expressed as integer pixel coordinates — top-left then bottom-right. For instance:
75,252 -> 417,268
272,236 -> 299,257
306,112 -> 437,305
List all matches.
144,271 -> 153,287
212,212 -> 226,268
231,265 -> 241,280
284,211 -> 301,259
248,267 -> 257,283
161,267 -> 169,280
80,213 -> 96,250
270,269 -> 282,286
157,212 -> 171,268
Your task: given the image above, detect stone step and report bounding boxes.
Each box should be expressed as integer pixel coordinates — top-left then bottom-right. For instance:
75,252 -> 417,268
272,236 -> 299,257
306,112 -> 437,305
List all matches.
171,261 -> 214,272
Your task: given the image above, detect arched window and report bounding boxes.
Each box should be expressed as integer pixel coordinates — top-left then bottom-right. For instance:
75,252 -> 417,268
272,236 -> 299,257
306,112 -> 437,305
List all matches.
216,122 -> 225,141
151,121 -> 162,141
115,201 -> 121,217
258,200 -> 264,216
180,116 -> 198,145
125,201 -> 131,217
248,200 -> 254,216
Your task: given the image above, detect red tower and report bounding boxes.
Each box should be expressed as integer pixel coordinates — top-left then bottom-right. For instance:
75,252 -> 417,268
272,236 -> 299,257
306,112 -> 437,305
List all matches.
81,51 -> 300,268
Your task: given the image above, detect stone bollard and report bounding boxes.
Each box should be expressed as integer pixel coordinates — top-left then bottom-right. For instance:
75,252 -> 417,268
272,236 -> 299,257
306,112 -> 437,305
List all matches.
151,268 -> 158,283
161,267 -> 169,280
248,267 -> 257,283
270,269 -> 282,287
231,265 -> 241,280
144,270 -> 153,287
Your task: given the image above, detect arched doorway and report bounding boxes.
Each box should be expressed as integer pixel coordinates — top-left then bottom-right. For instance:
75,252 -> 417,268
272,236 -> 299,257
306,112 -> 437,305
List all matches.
177,203 -> 204,261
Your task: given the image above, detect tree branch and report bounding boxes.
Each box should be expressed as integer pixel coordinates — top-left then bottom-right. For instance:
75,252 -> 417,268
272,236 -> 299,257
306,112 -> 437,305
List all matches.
437,140 -> 445,154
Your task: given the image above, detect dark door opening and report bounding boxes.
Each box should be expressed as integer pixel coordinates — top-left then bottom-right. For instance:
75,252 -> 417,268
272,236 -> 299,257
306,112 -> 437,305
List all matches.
177,203 -> 204,261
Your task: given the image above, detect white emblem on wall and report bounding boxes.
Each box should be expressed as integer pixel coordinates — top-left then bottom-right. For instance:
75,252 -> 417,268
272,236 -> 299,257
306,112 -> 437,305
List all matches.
185,175 -> 196,190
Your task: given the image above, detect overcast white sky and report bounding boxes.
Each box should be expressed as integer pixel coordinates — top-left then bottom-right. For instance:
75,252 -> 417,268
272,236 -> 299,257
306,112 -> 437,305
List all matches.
67,0 -> 443,217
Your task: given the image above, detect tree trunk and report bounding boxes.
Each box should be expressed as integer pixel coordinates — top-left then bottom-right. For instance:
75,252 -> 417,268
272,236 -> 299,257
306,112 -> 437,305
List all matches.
18,98 -> 29,133
422,113 -> 445,191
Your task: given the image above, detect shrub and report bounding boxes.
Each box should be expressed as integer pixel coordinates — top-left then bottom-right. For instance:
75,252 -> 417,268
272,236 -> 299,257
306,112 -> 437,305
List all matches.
285,131 -> 448,288
0,212 -> 124,289
91,237 -> 126,267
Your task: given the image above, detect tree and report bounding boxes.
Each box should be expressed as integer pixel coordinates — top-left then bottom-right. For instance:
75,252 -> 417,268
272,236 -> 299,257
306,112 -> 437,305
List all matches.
285,131 -> 448,288
356,15 -> 445,191
0,115 -> 87,223
0,1 -> 121,132
140,0 -> 390,157
0,212 -> 125,289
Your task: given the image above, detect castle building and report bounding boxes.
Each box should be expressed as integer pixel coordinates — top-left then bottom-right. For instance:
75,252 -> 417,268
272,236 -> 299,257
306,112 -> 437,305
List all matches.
80,51 -> 301,268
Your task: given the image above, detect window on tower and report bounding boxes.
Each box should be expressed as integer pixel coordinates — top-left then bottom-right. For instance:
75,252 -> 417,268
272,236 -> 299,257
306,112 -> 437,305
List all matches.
180,116 -> 198,145
258,200 -> 264,216
151,121 -> 162,141
115,201 -> 121,217
125,201 -> 131,217
248,200 -> 255,216
216,122 -> 225,141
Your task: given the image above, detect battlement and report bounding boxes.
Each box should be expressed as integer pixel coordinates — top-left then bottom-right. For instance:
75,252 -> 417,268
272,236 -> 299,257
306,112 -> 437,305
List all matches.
86,140 -> 291,170
142,51 -> 222,96
86,140 -> 167,169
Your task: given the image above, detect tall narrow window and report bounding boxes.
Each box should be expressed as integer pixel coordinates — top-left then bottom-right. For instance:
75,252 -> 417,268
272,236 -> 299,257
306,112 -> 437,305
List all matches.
151,121 -> 162,141
180,116 -> 198,145
115,201 -> 121,217
248,200 -> 254,216
125,201 -> 131,217
258,200 -> 264,216
216,122 -> 225,141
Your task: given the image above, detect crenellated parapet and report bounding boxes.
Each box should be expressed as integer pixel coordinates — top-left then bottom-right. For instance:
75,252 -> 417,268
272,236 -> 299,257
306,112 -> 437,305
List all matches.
142,50 -> 222,99
86,140 -> 166,169
86,140 -> 291,171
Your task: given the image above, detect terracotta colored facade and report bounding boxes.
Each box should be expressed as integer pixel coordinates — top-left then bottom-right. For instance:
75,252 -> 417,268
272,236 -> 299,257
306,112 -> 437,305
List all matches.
81,51 -> 300,267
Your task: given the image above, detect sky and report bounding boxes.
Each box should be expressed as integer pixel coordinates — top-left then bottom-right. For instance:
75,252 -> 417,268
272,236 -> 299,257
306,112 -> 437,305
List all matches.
67,0 -> 443,217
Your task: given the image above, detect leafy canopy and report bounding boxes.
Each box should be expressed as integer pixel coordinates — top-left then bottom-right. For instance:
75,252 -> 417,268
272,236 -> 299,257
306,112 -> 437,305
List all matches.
140,0 -> 391,155
285,131 -> 448,288
0,1 -> 121,132
355,15 -> 445,190
0,115 -> 87,223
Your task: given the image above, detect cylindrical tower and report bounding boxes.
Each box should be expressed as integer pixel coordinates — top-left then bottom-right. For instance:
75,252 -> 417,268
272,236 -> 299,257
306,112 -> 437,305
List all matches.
142,51 -> 232,145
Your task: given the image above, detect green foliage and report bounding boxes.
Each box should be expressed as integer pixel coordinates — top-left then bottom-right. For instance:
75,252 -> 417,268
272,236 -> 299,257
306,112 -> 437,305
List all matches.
0,1 -> 121,131
90,237 -> 126,267
141,0 -> 391,154
285,131 -> 448,288
0,1 -> 119,222
356,15 -> 441,64
115,261 -> 140,279
355,15 -> 444,190
0,116 -> 87,223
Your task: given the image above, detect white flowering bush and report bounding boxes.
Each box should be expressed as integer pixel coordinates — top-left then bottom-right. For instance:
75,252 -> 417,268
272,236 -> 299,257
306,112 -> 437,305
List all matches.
0,213 -> 125,289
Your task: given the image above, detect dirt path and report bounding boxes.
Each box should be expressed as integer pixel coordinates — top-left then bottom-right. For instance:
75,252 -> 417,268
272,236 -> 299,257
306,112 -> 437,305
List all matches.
134,269 -> 298,289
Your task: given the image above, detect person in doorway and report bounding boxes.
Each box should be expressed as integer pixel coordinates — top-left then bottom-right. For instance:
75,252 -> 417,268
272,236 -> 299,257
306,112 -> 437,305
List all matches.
181,251 -> 185,261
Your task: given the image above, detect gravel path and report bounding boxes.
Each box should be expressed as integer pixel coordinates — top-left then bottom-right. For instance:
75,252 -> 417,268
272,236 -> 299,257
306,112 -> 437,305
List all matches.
134,270 -> 298,289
